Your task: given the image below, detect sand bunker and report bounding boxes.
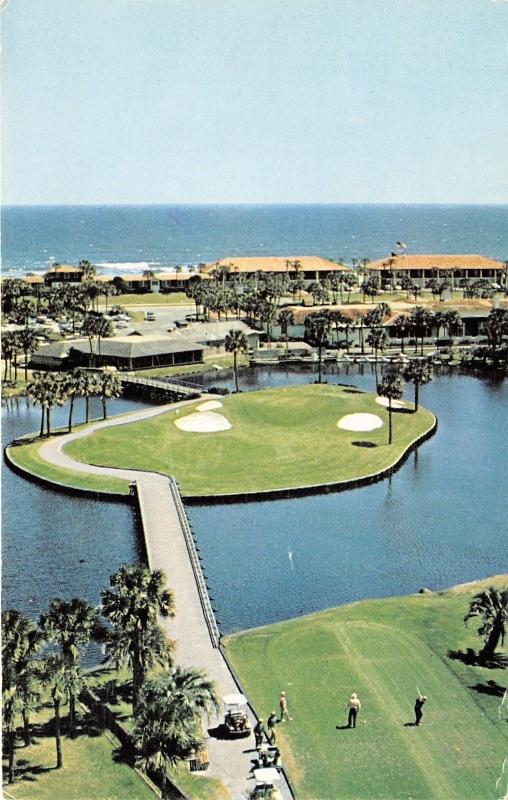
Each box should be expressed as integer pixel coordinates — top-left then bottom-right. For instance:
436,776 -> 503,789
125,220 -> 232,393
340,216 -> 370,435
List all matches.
196,400 -> 223,412
338,413 -> 383,432
175,411 -> 231,433
376,396 -> 405,409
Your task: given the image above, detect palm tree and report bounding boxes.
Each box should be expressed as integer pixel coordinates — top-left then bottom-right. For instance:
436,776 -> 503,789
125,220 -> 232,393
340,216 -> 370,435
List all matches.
464,586 -> 508,660
224,329 -> 248,393
61,370 -> 83,432
366,328 -> 387,383
277,309 -> 294,354
98,371 -> 122,419
134,667 -> 218,797
485,308 -> 508,366
402,359 -> 433,412
39,655 -> 68,768
342,273 -> 357,303
101,564 -> 175,711
377,373 -> 404,444
409,307 -> 434,355
79,369 -> 101,423
392,315 -> 409,353
304,311 -> 331,384
2,609 -> 43,751
39,597 -> 103,735
2,331 -> 15,383
27,371 -> 64,437
17,328 -> 38,381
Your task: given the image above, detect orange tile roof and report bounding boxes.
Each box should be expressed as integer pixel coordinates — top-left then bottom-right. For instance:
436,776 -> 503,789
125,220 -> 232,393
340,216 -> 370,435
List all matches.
367,254 -> 504,271
202,256 -> 350,274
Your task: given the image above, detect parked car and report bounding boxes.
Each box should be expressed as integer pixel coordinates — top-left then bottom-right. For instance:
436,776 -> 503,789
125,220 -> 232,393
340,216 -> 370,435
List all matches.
145,311 -> 156,321
114,320 -> 130,329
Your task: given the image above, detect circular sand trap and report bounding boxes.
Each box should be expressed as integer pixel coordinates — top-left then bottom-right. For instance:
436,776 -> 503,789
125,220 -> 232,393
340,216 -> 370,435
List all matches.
338,413 -> 383,432
196,400 -> 223,412
376,396 -> 405,409
175,411 -> 231,433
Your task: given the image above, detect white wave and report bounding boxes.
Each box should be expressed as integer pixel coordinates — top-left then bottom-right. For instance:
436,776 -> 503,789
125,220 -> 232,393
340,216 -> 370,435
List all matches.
96,261 -> 153,272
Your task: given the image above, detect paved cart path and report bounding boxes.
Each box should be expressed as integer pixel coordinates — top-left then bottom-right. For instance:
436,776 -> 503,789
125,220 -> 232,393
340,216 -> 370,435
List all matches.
36,402 -> 293,800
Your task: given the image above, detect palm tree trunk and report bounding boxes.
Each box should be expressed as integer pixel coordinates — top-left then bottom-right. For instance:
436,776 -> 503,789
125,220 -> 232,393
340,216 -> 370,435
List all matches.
85,396 -> 90,424
69,693 -> 76,736
46,405 -> 52,437
414,382 -> 419,412
22,708 -> 31,746
388,401 -> 393,445
40,407 -> 46,438
14,351 -> 18,382
233,352 -> 239,393
8,727 -> 15,783
480,622 -> 503,659
4,358 -> 8,383
24,349 -> 29,380
68,396 -> 75,432
401,335 -> 405,354
102,396 -> 107,420
318,345 -> 323,383
54,698 -> 63,768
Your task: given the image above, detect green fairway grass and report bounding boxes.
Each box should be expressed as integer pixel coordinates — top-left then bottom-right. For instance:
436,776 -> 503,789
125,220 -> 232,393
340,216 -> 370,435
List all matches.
65,384 -> 435,496
225,577 -> 508,800
7,438 -> 130,496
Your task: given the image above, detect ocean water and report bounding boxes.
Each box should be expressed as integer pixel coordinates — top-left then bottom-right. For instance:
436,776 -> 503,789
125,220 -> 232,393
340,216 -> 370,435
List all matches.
2,204 -> 508,276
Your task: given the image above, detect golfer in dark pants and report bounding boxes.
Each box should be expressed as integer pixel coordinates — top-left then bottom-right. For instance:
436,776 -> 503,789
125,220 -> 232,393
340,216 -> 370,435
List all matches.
346,693 -> 361,728
414,695 -> 427,725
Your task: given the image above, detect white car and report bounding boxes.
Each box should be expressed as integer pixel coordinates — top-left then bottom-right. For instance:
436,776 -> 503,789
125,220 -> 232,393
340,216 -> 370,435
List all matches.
114,320 -> 130,329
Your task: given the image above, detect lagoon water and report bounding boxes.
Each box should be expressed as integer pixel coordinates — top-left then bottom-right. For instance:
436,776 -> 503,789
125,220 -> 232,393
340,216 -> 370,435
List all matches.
2,368 -> 507,636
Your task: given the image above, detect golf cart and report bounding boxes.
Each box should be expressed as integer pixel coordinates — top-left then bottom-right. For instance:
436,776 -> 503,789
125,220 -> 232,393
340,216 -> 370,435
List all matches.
223,693 -> 251,737
252,767 -> 283,799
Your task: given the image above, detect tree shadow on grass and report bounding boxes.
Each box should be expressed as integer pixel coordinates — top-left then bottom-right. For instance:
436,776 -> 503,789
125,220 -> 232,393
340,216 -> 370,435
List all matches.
343,389 -> 364,394
469,679 -> 506,697
447,648 -> 508,670
14,759 -> 56,782
111,744 -> 135,767
351,441 -> 377,448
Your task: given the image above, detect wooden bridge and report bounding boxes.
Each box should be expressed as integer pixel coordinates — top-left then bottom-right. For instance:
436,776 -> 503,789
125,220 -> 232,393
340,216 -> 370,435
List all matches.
119,373 -> 203,402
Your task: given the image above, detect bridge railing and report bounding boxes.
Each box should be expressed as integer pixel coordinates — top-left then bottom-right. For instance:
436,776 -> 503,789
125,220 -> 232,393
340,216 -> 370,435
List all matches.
119,374 -> 201,393
167,476 -> 221,647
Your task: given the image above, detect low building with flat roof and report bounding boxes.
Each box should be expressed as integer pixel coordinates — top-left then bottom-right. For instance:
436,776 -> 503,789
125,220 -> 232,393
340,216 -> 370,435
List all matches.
367,254 -> 505,288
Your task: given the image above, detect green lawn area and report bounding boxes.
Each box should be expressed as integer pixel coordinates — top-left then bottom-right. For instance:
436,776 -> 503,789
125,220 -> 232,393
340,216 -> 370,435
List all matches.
65,384 -> 435,496
105,292 -> 191,306
6,437 -> 130,496
3,704 -> 156,800
225,576 -> 508,800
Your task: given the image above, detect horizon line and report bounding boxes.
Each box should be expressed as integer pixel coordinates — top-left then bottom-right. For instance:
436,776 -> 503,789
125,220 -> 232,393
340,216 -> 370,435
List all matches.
2,201 -> 508,210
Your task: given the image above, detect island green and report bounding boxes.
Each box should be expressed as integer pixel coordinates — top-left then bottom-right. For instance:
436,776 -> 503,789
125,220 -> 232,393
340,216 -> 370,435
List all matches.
64,384 -> 435,496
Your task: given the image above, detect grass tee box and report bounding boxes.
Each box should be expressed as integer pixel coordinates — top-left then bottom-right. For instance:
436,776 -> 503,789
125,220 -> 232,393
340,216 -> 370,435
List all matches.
224,578 -> 508,800
65,384 -> 435,497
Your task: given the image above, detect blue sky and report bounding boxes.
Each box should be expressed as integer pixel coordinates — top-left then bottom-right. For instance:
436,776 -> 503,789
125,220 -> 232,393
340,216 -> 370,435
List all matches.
1,0 -> 507,205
